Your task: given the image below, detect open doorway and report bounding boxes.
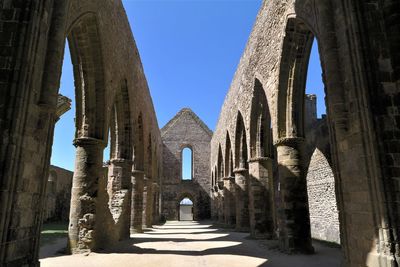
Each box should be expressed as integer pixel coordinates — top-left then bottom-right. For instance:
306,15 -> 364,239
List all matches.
179,198 -> 194,221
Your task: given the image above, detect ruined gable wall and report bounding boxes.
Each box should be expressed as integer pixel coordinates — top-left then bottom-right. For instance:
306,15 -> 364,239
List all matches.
162,109 -> 212,220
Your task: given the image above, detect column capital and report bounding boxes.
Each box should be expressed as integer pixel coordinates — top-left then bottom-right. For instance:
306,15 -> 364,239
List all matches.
233,168 -> 248,174
217,181 -> 224,190
73,137 -> 106,148
248,156 -> 273,163
273,137 -> 305,147
213,185 -> 219,192
110,158 -> 133,165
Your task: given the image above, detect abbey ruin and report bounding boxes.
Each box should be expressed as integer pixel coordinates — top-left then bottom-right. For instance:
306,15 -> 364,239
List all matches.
0,0 -> 399,266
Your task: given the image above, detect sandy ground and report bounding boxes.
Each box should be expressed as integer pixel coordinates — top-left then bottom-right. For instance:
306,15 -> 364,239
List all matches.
40,221 -> 341,267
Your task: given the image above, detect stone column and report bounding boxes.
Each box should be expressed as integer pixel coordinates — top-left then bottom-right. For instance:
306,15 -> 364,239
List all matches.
274,137 -> 314,253
68,137 -> 105,254
107,158 -> 133,240
144,177 -> 154,228
130,169 -> 144,234
223,177 -> 236,227
217,181 -> 225,224
234,168 -> 250,231
211,188 -> 219,221
248,157 -> 274,239
152,183 -> 160,223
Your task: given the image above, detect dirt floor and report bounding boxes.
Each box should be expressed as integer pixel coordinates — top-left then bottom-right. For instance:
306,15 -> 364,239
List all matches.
40,221 -> 341,267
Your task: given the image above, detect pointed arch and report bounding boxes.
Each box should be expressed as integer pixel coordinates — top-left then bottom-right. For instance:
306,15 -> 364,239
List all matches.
234,112 -> 248,169
217,144 -> 224,180
277,18 -> 314,139
146,133 -> 153,177
134,113 -> 145,170
68,13 -> 106,140
224,132 -> 234,177
250,79 -> 272,158
109,80 -> 132,160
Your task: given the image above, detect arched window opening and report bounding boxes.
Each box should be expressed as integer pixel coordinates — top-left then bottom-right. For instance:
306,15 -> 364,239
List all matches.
179,197 -> 194,221
182,147 -> 193,180
50,42 -> 75,172
103,128 -> 111,163
250,79 -> 272,159
304,38 -> 338,244
217,145 -> 224,180
235,112 -> 248,170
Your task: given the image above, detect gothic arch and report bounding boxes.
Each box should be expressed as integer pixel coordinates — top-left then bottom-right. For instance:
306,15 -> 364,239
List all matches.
250,79 -> 272,159
67,13 -> 107,140
217,144 -> 224,181
234,112 -> 248,169
134,113 -> 145,171
109,80 -> 133,160
224,132 -> 233,177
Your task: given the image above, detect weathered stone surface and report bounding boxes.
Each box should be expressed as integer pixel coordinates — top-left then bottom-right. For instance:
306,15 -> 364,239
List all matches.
161,109 -> 212,221
306,148 -> 340,244
0,0 -> 399,266
43,165 -> 73,222
210,0 -> 400,265
0,0 -> 163,264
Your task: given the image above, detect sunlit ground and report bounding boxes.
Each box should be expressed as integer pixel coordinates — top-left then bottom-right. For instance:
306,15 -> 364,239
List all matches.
40,221 -> 341,267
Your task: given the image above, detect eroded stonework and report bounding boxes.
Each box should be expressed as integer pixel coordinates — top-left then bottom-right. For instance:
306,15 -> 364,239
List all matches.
161,109 -> 212,221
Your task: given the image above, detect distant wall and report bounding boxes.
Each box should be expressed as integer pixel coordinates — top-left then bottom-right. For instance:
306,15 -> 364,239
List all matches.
43,165 -> 73,222
306,148 -> 340,244
304,95 -> 340,244
161,109 -> 212,221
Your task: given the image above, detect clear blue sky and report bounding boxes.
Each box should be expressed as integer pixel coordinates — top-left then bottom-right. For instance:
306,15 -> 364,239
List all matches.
51,0 -> 325,171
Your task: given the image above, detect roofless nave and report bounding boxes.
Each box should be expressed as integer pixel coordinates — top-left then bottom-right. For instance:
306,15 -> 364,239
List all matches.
0,0 -> 399,267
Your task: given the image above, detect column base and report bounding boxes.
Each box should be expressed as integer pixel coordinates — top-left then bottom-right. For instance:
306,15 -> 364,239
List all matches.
130,228 -> 143,234
235,226 -> 250,232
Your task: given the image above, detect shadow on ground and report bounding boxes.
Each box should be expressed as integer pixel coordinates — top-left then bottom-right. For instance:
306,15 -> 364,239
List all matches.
40,221 -> 341,267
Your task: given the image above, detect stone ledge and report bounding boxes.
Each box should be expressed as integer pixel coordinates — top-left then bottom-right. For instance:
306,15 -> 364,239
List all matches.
273,137 -> 305,147
248,156 -> 273,163
73,137 -> 106,147
233,168 -> 248,174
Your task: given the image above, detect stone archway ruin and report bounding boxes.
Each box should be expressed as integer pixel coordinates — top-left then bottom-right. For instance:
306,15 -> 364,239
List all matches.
0,0 -> 399,266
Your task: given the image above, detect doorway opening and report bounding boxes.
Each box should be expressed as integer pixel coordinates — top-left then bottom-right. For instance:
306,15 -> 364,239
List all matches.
179,198 -> 194,221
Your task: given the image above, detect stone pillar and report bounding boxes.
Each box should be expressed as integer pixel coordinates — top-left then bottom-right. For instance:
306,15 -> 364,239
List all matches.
211,188 -> 219,221
68,137 -> 105,254
107,158 -> 133,240
144,177 -> 154,228
223,177 -> 236,227
217,181 -> 225,224
152,183 -> 160,223
130,170 -> 144,234
233,168 -> 250,231
274,137 -> 314,253
248,157 -> 274,239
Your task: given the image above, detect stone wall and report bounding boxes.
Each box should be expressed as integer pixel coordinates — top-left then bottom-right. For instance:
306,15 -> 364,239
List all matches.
306,148 -> 340,244
162,109 -> 212,221
43,166 -> 73,222
303,95 -> 340,244
209,0 -> 399,265
0,0 -> 163,264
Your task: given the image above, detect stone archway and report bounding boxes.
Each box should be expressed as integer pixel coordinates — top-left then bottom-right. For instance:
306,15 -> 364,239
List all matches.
248,78 -> 275,239
233,112 -> 250,231
179,198 -> 194,221
177,193 -> 196,221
